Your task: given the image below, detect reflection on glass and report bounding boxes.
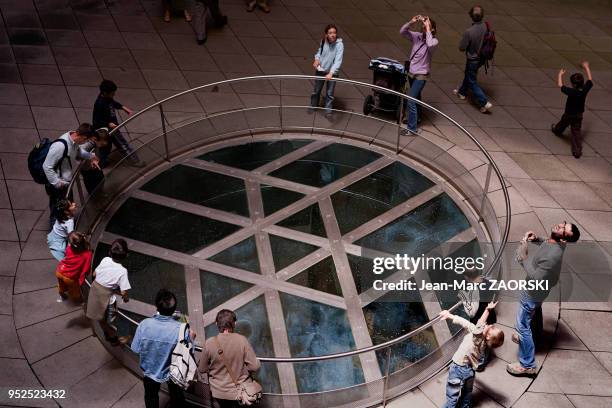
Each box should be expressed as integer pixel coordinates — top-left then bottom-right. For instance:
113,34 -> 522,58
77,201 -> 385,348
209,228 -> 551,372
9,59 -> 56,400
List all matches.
208,237 -> 261,274
277,203 -> 326,237
106,198 -> 241,254
355,193 -> 470,256
199,140 -> 312,170
269,234 -> 318,272
426,240 -> 482,335
332,162 -> 435,235
270,143 -> 381,187
288,256 -> 342,296
205,295 -> 281,393
363,291 -> 438,374
347,254 -> 395,294
115,310 -> 146,338
93,243 -> 188,312
200,270 -> 253,313
140,164 -> 249,216
261,185 -> 304,216
279,293 -> 364,392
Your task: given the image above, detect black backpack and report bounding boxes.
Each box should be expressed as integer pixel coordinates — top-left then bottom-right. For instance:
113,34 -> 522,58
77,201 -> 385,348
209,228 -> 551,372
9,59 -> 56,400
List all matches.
479,21 -> 497,73
27,138 -> 69,184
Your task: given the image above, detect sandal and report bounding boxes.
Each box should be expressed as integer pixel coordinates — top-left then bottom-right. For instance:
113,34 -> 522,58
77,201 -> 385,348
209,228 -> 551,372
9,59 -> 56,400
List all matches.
184,10 -> 192,22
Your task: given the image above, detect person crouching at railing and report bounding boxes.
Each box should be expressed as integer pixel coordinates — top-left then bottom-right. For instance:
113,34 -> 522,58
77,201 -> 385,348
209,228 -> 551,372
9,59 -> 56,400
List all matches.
86,239 -> 132,347
47,199 -> 77,261
55,231 -> 92,303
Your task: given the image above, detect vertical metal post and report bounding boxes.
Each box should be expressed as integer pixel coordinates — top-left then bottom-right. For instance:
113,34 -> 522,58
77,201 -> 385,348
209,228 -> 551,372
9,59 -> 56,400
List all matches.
382,347 -> 392,407
75,173 -> 85,205
159,105 -> 170,162
479,163 -> 493,222
279,79 -> 284,135
396,97 -> 405,154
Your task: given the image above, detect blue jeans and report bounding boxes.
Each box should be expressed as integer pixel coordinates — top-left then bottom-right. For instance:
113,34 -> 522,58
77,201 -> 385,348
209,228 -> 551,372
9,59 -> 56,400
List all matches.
47,231 -> 67,261
311,73 -> 337,114
516,293 -> 541,369
97,130 -> 139,167
407,78 -> 426,132
458,60 -> 487,108
444,362 -> 475,408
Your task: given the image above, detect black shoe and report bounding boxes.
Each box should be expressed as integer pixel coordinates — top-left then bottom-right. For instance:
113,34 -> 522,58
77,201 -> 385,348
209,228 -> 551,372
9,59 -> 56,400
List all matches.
197,37 -> 207,45
214,15 -> 228,27
572,151 -> 582,159
551,124 -> 562,137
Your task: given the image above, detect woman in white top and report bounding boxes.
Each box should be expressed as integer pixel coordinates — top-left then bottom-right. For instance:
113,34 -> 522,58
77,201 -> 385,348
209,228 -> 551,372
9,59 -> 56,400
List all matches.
47,200 -> 77,261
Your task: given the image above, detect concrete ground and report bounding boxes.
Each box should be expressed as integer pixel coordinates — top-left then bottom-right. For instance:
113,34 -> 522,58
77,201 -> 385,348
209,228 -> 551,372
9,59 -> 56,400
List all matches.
1,0 -> 611,407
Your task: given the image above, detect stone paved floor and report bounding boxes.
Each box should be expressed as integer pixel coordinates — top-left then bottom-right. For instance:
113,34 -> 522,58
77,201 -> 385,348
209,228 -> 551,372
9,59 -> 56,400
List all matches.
1,0 -> 611,407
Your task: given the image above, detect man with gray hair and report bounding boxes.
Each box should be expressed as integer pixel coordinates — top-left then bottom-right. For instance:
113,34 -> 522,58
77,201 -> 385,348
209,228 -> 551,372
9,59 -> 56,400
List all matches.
453,5 -> 493,113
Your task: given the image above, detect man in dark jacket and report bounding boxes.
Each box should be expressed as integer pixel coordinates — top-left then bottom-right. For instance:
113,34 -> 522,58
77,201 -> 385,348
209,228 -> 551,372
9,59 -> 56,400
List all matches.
453,5 -> 493,113
92,80 -> 144,167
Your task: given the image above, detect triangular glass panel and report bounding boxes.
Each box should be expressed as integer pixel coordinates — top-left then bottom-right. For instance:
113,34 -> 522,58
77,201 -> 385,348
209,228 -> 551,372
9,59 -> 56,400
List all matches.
260,185 -> 304,216
332,162 -> 435,235
208,236 -> 261,274
105,198 -> 241,254
269,234 -> 319,272
269,143 -> 381,187
287,256 -> 342,296
198,140 -> 312,171
276,203 -> 327,237
199,270 -> 254,313
140,164 -> 249,216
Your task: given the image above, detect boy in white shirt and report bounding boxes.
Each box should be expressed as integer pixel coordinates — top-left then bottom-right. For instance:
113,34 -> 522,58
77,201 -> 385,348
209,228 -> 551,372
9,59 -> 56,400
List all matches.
86,239 -> 131,346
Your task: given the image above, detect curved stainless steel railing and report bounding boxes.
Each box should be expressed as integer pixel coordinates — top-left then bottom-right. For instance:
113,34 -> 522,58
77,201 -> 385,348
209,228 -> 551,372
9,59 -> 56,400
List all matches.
68,75 -> 511,407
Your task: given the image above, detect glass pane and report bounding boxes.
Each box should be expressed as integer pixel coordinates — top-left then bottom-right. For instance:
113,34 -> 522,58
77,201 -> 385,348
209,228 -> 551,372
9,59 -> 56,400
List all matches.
332,162 -> 435,235
106,198 -> 242,254
205,295 -> 281,393
347,254 -> 396,294
363,291 -> 438,374
355,193 -> 470,255
269,143 -> 381,187
115,310 -> 146,338
287,256 -> 342,296
261,185 -> 304,217
279,293 -> 365,392
269,234 -> 319,272
198,140 -> 312,171
277,203 -> 326,238
140,164 -> 249,217
199,270 -> 253,313
93,243 -> 187,312
208,236 -> 261,274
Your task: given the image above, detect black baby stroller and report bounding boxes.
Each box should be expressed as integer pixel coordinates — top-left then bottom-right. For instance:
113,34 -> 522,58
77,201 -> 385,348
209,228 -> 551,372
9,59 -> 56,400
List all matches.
363,57 -> 407,123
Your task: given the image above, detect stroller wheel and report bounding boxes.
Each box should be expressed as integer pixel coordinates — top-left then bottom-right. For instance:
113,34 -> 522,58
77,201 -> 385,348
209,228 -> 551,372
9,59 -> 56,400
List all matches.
363,94 -> 375,115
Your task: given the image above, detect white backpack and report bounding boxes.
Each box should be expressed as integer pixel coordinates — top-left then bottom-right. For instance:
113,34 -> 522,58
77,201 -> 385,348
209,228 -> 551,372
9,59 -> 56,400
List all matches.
169,323 -> 197,389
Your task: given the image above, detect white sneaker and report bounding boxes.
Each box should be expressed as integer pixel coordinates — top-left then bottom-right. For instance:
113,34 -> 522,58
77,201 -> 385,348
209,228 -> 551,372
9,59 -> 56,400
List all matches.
480,102 -> 493,113
453,89 -> 466,100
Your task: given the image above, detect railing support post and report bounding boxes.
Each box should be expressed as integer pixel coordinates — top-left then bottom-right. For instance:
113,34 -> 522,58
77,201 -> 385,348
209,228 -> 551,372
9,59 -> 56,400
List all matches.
382,347 -> 392,407
396,98 -> 405,154
75,173 -> 85,205
159,105 -> 170,162
479,163 -> 493,222
279,79 -> 284,135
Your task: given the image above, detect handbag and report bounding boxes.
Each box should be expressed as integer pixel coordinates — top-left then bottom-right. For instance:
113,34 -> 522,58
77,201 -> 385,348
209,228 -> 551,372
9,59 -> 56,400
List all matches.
404,41 -> 426,74
214,337 -> 262,406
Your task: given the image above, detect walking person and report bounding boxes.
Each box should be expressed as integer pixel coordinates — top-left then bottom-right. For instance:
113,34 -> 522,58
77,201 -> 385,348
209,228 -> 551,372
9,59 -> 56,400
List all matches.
47,199 -> 77,261
439,301 -> 504,408
506,222 -> 580,377
55,231 -> 92,302
85,239 -> 131,347
198,309 -> 261,408
310,24 -> 344,116
552,61 -> 593,158
192,0 -> 229,45
453,5 -> 493,113
93,80 -> 144,168
400,15 -> 438,135
42,123 -> 99,229
131,289 -> 196,408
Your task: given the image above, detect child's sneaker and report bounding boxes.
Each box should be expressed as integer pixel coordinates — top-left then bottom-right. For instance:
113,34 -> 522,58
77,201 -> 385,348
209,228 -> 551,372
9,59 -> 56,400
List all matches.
453,89 -> 466,100
56,293 -> 68,303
